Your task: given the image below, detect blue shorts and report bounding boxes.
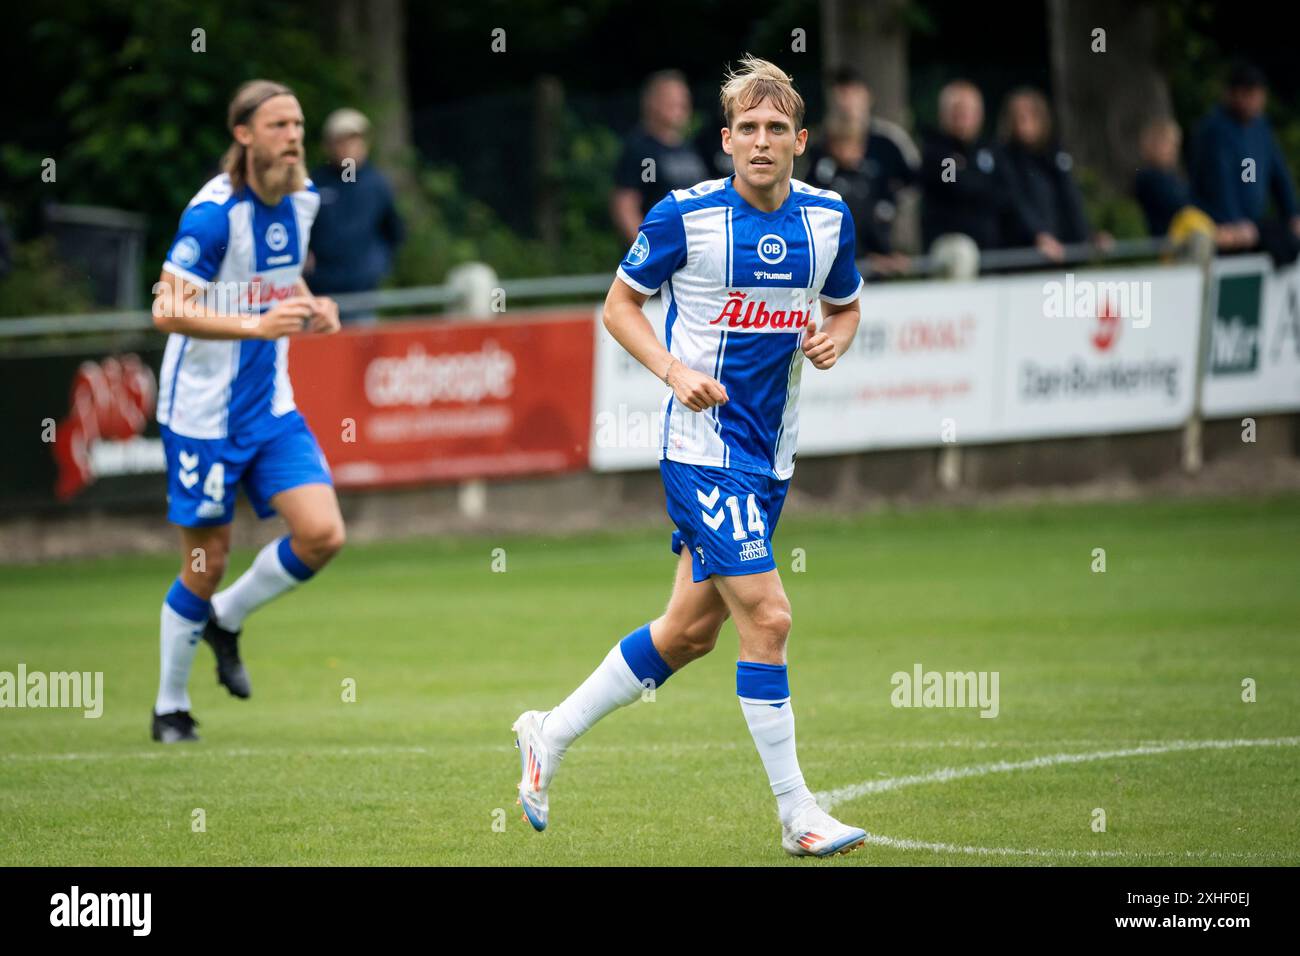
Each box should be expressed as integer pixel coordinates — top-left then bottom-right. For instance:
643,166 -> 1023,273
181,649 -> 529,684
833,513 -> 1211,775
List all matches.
161,411 -> 333,527
660,459 -> 790,582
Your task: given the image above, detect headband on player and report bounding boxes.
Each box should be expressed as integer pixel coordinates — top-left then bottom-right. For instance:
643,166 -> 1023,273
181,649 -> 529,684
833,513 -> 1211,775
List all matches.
231,86 -> 296,130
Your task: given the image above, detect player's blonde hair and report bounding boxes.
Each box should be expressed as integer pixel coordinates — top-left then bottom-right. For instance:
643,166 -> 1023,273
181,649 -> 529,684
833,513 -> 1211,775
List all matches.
720,55 -> 805,129
221,79 -> 298,193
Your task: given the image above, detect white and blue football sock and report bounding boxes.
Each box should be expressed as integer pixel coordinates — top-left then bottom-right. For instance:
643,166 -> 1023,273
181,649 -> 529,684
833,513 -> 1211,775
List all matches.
737,660 -> 818,826
210,536 -> 315,632
155,577 -> 210,715
543,623 -> 672,752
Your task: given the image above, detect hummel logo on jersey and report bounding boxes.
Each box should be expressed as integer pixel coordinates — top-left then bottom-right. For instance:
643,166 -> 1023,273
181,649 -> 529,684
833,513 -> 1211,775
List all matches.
178,451 -> 199,489
712,291 -> 811,330
697,485 -> 725,530
753,270 -> 793,281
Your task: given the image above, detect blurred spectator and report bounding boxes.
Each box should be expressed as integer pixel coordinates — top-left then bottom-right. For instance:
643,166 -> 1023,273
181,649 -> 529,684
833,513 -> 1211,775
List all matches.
805,111 -> 909,275
1135,118 -> 1193,236
821,66 -> 872,126
1190,62 -> 1300,264
803,67 -> 917,252
307,108 -> 404,325
920,80 -> 1014,252
611,70 -> 708,243
694,109 -> 735,180
1133,117 -> 1237,250
997,88 -> 1106,261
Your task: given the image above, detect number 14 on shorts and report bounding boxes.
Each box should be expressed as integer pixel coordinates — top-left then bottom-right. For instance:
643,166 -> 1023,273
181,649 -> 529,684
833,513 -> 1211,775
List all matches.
697,485 -> 765,541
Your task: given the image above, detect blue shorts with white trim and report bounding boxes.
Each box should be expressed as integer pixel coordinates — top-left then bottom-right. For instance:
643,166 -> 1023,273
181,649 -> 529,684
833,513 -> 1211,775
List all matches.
660,458 -> 789,582
161,411 -> 332,527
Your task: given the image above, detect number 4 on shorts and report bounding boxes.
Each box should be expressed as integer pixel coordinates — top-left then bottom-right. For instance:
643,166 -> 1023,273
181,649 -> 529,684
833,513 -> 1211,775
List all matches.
203,463 -> 226,501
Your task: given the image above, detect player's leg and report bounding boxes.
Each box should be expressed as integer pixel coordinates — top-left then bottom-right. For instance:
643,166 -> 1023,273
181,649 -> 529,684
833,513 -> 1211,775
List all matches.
210,481 -> 343,628
202,482 -> 342,692
545,545 -> 730,748
208,416 -> 342,638
513,540 -> 731,830
714,567 -> 866,856
152,523 -> 231,741
650,544 -> 732,669
154,426 -> 244,741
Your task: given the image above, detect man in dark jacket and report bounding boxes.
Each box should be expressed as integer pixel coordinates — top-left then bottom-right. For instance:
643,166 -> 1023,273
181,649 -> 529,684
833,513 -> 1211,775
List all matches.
920,80 -> 1017,252
1190,62 -> 1300,264
805,111 -> 909,274
610,70 -> 709,243
803,67 -> 917,258
307,108 -> 405,324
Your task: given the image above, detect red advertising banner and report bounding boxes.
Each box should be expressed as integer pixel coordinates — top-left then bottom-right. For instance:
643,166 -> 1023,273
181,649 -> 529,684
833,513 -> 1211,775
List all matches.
289,310 -> 594,487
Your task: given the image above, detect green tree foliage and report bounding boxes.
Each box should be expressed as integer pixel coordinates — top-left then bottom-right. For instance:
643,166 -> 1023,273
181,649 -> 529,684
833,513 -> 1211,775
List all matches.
391,108 -> 623,287
0,237 -> 96,318
1,0 -> 364,301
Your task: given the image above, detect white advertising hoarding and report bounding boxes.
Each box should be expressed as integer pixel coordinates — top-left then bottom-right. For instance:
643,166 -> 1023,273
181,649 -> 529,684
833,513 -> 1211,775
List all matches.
1203,256 -> 1300,417
995,265 -> 1202,438
590,264 -> 1207,471
797,281 -> 1002,451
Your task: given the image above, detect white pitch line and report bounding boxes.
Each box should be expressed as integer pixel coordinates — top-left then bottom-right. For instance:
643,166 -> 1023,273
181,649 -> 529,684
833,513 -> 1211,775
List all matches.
860,833 -> 1286,862
817,736 -> 1300,809
816,736 -> 1300,862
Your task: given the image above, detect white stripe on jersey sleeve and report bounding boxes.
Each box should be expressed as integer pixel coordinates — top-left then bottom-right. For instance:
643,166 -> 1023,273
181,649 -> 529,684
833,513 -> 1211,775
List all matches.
820,275 -> 863,305
162,260 -> 213,289
616,266 -> 660,296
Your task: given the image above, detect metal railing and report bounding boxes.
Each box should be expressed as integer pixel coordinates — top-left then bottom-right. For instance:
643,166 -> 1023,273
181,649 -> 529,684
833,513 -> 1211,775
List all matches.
0,235 -> 1179,339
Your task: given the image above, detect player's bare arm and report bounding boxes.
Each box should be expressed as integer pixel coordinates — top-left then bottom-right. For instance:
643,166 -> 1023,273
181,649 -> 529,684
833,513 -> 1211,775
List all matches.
602,276 -> 729,412
802,297 -> 860,370
152,268 -> 314,340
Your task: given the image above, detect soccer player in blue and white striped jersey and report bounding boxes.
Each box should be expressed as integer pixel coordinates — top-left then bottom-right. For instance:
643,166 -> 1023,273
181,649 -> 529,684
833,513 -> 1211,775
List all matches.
514,57 -> 869,856
149,81 -> 345,743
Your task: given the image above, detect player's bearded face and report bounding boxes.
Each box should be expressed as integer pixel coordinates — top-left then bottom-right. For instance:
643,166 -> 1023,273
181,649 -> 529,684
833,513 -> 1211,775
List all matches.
245,96 -> 306,195
251,138 -> 306,194
724,101 -> 806,193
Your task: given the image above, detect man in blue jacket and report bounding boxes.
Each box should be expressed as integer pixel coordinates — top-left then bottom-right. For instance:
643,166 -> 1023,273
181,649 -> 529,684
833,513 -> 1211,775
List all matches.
307,108 -> 405,323
1191,63 -> 1300,264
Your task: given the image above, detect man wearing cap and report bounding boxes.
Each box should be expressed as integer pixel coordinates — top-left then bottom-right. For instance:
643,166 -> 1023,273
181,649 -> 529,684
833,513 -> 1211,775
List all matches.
307,108 -> 405,323
1191,62 -> 1300,265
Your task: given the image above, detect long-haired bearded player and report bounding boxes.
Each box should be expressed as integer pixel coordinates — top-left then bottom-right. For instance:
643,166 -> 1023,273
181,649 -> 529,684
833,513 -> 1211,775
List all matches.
149,80 -> 345,743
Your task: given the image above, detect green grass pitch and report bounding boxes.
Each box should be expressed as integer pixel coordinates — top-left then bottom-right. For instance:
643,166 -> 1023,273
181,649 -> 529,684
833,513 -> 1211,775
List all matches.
2,493 -> 1298,866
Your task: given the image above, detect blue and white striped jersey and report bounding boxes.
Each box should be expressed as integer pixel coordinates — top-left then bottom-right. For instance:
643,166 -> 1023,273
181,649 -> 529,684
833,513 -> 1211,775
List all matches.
157,173 -> 321,440
617,175 -> 862,480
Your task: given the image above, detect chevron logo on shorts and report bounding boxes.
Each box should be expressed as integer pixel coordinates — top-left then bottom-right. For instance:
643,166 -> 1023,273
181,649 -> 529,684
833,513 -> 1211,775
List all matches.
178,451 -> 199,489
697,485 -> 725,530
